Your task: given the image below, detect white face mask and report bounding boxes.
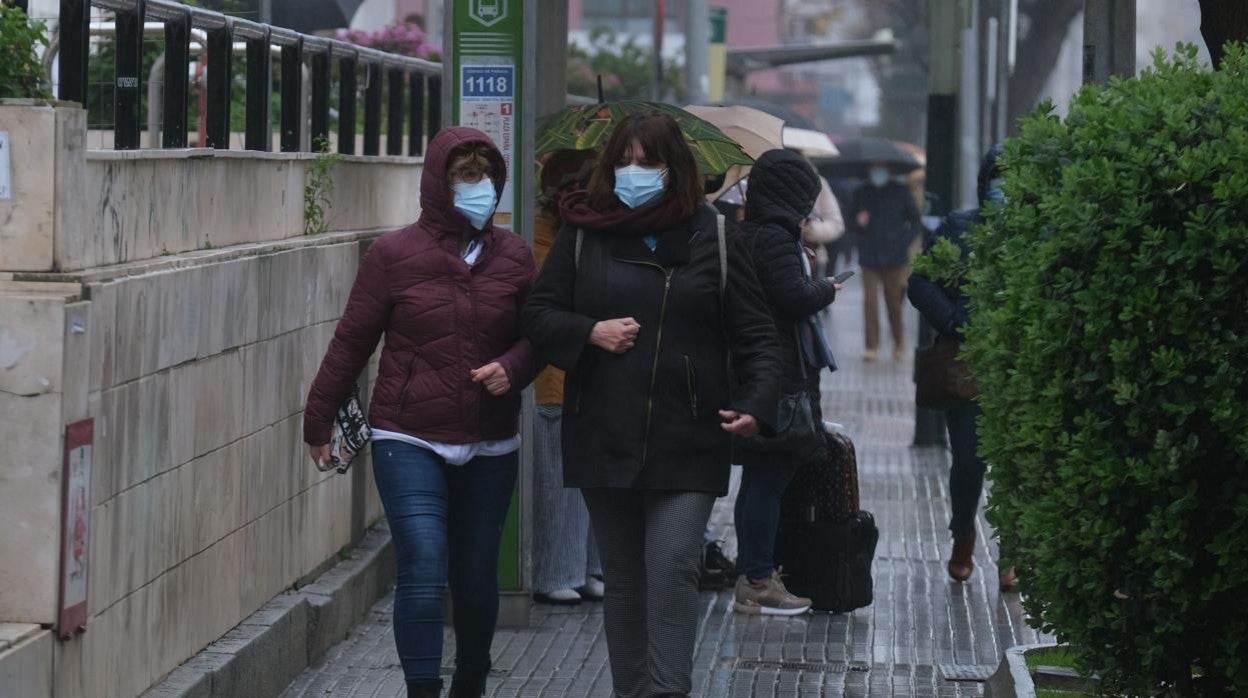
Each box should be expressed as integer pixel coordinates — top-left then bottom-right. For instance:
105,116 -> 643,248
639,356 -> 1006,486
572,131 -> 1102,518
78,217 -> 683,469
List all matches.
614,164 -> 667,209
452,179 -> 497,229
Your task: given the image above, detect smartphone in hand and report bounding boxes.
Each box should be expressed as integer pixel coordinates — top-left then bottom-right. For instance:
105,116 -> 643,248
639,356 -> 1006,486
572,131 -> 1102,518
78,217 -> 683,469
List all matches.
832,270 -> 856,284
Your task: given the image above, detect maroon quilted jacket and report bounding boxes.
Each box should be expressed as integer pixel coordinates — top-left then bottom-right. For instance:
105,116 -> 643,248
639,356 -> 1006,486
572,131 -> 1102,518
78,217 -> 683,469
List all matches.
303,127 -> 538,446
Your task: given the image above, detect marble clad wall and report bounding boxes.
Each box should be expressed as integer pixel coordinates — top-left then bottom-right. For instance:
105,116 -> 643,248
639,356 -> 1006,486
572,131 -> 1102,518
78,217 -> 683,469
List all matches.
1,103 -> 411,697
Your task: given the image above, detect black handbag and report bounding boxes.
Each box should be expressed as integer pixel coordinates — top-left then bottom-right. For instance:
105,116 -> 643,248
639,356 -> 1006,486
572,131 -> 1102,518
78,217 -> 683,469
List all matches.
739,328 -> 824,457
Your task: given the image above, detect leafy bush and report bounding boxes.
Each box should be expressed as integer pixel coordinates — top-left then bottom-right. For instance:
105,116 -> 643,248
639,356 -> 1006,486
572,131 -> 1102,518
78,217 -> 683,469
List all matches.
964,44 -> 1248,695
567,26 -> 685,102
0,6 -> 51,100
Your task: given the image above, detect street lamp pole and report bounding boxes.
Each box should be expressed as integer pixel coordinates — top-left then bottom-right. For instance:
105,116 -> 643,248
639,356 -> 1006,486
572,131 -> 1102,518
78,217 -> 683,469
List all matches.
914,0 -> 963,448
1083,0 -> 1137,84
685,0 -> 709,105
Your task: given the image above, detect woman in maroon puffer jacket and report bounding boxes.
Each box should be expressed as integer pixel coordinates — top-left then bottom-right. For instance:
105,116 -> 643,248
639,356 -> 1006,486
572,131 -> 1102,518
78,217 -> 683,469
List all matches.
304,127 -> 537,698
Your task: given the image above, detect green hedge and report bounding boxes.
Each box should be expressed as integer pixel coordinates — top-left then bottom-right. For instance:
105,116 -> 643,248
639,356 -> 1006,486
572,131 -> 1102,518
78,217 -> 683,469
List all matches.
964,44 -> 1248,694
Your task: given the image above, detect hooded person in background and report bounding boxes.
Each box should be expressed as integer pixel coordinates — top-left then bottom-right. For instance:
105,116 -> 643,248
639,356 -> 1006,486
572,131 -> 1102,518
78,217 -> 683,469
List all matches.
850,162 -> 923,362
908,144 -> 1016,591
734,149 -> 844,617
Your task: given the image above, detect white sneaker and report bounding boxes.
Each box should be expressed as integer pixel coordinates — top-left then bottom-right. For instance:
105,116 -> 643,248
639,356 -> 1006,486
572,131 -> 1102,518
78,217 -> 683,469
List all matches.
534,588 -> 582,605
579,576 -> 605,600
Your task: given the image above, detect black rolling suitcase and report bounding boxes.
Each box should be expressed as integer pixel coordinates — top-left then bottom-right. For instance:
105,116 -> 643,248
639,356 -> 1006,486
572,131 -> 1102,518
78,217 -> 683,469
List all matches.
774,431 -> 879,613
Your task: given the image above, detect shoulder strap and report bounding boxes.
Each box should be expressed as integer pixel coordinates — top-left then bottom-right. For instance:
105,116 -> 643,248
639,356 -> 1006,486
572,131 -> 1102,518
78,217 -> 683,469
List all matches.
575,228 -> 584,270
716,214 -> 727,296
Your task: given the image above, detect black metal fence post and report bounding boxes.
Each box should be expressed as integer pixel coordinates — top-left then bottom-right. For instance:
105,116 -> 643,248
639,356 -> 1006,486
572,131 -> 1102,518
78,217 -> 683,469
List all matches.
113,0 -> 145,150
427,75 -> 442,142
310,52 -> 331,149
58,0 -> 90,105
245,27 -> 272,151
386,68 -> 405,156
338,53 -> 357,155
280,37 -> 303,152
408,73 -> 425,156
362,62 -> 382,156
205,21 -> 233,149
162,8 -> 191,148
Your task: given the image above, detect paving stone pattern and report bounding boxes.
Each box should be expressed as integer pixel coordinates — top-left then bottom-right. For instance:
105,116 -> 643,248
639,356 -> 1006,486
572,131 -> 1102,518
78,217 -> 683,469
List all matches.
281,276 -> 1048,697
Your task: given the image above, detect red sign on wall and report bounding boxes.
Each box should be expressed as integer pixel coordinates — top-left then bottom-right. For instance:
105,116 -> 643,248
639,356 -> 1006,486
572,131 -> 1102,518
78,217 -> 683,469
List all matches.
58,419 -> 93,639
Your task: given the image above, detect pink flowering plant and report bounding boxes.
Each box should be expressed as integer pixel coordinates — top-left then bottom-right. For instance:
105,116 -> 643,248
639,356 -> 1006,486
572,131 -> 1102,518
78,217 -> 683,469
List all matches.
339,22 -> 440,61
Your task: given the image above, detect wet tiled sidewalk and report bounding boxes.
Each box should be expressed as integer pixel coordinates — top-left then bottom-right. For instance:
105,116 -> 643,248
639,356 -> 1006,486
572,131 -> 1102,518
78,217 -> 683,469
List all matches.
281,279 -> 1046,697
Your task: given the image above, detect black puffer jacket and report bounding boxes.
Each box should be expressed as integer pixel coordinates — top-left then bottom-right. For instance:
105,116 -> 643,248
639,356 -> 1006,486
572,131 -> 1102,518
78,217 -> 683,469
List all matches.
908,145 -> 1002,338
523,204 -> 781,496
741,149 -> 836,392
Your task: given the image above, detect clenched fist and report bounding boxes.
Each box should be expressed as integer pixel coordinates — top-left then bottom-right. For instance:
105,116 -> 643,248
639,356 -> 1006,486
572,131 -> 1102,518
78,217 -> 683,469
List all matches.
590,317 -> 641,354
471,362 -> 511,396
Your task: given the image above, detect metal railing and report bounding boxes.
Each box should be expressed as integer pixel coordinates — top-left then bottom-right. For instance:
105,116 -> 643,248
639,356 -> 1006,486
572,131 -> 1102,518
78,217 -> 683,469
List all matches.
57,0 -> 443,155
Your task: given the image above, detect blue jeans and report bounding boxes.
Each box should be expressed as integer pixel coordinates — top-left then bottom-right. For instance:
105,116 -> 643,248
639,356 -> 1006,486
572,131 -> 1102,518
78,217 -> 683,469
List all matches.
945,402 -> 986,537
371,441 -> 518,681
733,464 -> 801,581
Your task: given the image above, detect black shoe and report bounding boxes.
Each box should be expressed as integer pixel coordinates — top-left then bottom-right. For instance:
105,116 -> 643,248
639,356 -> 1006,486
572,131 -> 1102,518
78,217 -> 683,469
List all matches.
448,665 -> 489,697
699,540 -> 737,589
406,679 -> 442,697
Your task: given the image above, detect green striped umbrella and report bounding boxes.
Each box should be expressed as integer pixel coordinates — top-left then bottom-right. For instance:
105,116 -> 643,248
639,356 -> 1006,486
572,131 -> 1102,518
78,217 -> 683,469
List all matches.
535,101 -> 754,176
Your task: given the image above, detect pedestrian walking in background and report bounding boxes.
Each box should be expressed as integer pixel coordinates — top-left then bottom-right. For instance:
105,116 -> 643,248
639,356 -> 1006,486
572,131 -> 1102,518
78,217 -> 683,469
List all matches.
803,174 -> 846,278
850,163 -> 923,362
523,111 -> 781,698
531,152 -> 603,606
734,150 -> 844,616
908,145 -> 1016,591
304,127 -> 538,698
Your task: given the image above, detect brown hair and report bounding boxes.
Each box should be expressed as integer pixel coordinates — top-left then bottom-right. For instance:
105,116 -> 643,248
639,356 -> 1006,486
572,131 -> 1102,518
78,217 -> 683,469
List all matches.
586,112 -> 702,217
446,143 -> 498,185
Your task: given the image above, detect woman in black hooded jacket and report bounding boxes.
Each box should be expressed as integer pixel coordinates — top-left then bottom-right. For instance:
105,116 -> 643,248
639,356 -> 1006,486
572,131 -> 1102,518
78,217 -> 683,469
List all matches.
733,149 -> 844,616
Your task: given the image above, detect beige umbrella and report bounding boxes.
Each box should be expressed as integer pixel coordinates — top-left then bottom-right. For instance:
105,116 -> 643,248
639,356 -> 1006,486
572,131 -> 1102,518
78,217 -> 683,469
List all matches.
684,105 -> 787,202
683,105 -> 786,159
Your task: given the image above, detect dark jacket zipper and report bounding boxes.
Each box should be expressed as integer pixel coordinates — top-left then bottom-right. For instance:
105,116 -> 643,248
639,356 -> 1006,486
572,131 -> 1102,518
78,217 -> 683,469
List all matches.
397,350 -> 420,413
640,266 -> 674,467
684,354 -> 699,420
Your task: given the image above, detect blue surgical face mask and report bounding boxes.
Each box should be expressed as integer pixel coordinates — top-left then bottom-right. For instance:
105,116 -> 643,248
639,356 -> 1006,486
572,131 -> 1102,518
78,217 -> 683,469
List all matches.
452,179 -> 497,230
614,164 -> 667,209
986,177 -> 1006,205
868,167 -> 890,188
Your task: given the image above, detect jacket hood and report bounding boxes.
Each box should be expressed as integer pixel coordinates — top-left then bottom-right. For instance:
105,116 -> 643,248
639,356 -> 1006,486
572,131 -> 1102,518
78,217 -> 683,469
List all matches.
743,149 -> 821,234
420,127 -> 509,236
977,143 -> 1004,204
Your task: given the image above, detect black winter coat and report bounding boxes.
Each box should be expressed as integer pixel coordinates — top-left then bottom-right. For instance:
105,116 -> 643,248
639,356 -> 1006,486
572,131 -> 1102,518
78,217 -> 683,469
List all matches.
907,210 -> 976,338
850,182 -> 922,268
740,149 -> 836,393
909,145 -> 1002,338
523,204 -> 781,496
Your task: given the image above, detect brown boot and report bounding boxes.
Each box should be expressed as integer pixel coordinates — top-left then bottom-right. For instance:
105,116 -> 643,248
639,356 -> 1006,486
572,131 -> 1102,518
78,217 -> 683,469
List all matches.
947,530 -> 976,582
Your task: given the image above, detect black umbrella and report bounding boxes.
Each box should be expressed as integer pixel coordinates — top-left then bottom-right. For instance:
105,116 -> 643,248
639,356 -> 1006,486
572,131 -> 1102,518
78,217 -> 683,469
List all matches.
809,137 -> 921,180
270,0 -> 365,33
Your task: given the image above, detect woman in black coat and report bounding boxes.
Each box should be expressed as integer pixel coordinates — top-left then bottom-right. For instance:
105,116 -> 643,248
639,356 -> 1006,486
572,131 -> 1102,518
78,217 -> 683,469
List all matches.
523,112 -> 780,698
733,149 -> 844,616
908,144 -> 1015,590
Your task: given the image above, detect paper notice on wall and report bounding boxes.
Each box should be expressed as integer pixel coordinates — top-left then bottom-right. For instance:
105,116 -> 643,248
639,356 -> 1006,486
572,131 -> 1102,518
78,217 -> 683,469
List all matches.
459,61 -> 515,227
0,132 -> 12,201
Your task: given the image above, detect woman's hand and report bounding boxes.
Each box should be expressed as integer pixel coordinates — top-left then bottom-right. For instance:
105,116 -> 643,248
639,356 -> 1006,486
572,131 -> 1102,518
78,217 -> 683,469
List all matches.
590,317 -> 641,354
718,410 -> 760,437
856,211 -> 870,228
471,362 -> 511,396
309,444 -> 333,471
